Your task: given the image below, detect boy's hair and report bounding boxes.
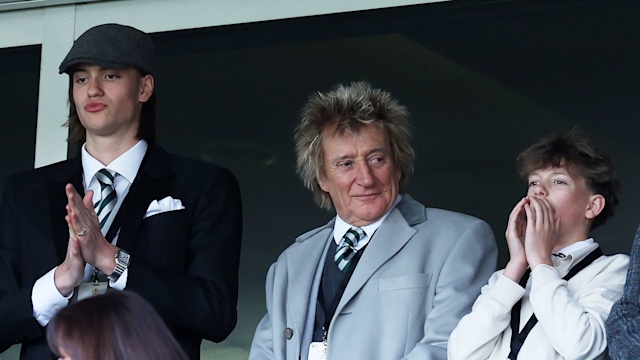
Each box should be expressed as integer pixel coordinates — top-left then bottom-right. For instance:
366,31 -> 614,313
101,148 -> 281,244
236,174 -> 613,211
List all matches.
516,129 -> 620,230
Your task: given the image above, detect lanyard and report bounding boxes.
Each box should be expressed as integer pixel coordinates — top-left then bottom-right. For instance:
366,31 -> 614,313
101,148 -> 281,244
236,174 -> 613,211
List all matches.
508,247 -> 603,359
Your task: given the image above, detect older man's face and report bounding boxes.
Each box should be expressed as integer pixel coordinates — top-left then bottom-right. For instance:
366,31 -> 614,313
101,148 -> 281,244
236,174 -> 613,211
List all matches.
318,124 -> 401,227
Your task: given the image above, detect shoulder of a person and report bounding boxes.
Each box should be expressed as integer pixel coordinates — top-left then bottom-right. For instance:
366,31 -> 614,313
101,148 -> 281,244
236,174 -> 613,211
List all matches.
593,251 -> 630,272
399,194 -> 485,226
424,207 -> 488,228
406,208 -> 494,247
294,220 -> 334,245
10,157 -> 76,184
267,222 -> 333,266
164,150 -> 236,180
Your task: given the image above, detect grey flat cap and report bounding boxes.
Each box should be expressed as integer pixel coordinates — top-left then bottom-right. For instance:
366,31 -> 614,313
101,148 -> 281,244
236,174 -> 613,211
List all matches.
59,23 -> 156,75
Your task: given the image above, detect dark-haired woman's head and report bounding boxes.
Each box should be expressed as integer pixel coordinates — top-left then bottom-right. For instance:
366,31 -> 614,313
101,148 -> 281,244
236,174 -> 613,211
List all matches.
47,291 -> 188,360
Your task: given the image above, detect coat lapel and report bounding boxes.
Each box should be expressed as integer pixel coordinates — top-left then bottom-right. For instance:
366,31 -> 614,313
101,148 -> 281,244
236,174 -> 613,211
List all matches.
335,195 -> 427,313
286,226 -> 333,334
112,143 -> 171,252
48,157 -> 84,262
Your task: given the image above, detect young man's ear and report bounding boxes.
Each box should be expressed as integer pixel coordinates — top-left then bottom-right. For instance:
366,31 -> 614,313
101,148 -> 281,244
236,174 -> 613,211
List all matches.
138,74 -> 154,103
585,194 -> 605,220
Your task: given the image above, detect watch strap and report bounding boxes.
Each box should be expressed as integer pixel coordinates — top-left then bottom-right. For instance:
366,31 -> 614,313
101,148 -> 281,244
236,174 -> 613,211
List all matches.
108,249 -> 130,282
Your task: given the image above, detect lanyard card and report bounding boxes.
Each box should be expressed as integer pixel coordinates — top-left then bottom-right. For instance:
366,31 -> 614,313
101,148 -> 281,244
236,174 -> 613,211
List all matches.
77,281 -> 108,301
308,342 -> 327,360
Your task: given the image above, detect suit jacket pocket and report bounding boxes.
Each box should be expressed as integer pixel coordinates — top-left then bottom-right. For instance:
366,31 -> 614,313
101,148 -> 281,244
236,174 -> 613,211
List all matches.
135,210 -> 190,270
378,273 -> 432,292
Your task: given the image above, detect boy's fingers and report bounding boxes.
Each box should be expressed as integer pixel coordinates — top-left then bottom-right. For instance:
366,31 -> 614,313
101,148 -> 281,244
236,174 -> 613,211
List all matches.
524,203 -> 534,226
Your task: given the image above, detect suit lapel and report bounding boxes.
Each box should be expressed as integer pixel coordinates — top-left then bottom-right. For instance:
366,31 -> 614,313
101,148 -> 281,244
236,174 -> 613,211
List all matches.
336,204 -> 420,313
286,226 -> 333,334
113,144 -> 171,252
48,157 -> 84,262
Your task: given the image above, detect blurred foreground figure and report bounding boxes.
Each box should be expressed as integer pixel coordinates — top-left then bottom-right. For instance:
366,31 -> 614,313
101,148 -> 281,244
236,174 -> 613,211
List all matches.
48,291 -> 189,360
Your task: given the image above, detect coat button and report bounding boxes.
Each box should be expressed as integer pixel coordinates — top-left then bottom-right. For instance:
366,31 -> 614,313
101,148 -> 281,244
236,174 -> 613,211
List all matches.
284,327 -> 294,339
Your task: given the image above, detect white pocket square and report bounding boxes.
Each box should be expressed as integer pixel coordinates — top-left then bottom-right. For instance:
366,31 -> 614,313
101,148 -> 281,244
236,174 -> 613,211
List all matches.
144,196 -> 185,218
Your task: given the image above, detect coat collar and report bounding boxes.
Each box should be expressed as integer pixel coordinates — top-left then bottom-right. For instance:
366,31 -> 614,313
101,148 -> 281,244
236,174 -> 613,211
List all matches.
396,193 -> 428,226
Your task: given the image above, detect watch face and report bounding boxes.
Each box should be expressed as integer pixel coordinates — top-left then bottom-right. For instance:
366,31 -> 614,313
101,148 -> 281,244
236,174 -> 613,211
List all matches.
117,250 -> 130,264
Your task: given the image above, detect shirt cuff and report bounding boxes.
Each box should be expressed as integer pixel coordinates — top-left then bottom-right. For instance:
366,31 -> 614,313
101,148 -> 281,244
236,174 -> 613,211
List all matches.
488,274 -> 527,307
530,264 -> 561,281
109,267 -> 128,291
530,264 -> 562,293
31,267 -> 71,326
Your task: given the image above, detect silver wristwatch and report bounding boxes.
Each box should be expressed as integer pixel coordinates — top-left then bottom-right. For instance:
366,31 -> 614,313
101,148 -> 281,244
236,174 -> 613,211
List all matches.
108,249 -> 130,282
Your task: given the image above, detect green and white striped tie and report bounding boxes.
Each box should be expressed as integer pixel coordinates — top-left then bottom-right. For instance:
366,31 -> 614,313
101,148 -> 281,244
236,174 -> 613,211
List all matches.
94,168 -> 117,229
334,227 -> 365,272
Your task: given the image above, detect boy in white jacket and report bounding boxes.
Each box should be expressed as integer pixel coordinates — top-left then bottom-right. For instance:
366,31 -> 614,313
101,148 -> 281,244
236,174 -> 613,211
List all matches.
448,130 -> 629,360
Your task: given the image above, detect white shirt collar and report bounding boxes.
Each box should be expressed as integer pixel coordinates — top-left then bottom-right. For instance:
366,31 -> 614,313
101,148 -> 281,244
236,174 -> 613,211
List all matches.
82,140 -> 148,186
333,194 -> 402,247
555,238 -> 595,256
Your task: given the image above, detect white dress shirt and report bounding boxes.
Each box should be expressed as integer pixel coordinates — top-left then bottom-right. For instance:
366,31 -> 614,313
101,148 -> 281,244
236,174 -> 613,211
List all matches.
31,140 -> 147,326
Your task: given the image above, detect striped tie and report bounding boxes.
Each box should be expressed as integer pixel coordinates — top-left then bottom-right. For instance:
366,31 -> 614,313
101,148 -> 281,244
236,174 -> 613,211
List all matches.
94,168 -> 117,229
334,227 -> 365,272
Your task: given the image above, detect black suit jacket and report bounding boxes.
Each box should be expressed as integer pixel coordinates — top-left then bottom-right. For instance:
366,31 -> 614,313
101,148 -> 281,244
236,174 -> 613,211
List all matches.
0,143 -> 243,359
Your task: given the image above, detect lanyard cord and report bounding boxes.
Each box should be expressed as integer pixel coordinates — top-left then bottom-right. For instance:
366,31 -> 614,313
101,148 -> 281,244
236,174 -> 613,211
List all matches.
508,248 -> 604,359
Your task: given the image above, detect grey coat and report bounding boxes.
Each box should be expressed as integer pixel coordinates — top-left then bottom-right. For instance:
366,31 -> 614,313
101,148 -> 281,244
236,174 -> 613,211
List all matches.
249,194 -> 497,360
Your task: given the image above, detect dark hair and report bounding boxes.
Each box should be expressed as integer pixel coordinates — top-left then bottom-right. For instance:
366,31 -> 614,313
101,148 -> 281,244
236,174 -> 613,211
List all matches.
516,129 -> 620,230
64,70 -> 156,143
294,81 -> 414,210
47,291 -> 188,360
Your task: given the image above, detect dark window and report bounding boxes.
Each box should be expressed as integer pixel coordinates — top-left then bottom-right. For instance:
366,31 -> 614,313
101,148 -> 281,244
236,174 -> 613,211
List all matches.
0,45 -> 40,194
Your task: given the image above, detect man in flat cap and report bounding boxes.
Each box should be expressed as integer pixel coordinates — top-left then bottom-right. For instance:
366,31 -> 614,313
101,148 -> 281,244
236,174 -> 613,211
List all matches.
0,23 -> 242,359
